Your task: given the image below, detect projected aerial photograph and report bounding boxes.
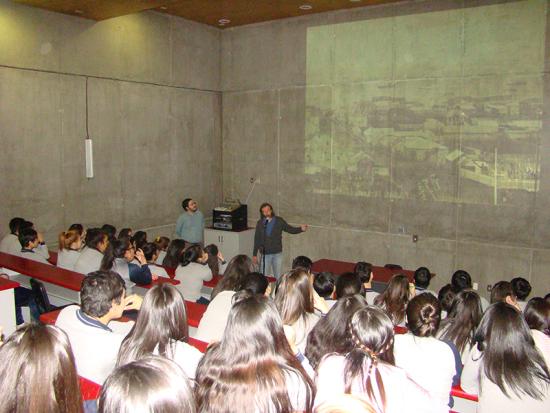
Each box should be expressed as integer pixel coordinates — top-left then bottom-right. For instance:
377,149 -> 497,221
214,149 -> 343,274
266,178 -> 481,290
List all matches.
304,0 -> 545,206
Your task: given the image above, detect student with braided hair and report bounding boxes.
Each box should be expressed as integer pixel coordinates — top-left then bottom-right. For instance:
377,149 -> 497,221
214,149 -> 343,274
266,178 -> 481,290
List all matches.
315,306 -> 438,413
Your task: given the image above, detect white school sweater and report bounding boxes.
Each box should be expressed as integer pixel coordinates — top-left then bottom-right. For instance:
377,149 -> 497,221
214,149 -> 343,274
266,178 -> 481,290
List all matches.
57,249 -> 81,271
394,333 -> 456,413
74,248 -> 103,275
0,234 -> 20,255
196,290 -> 236,343
174,262 -> 212,302
56,305 -> 134,385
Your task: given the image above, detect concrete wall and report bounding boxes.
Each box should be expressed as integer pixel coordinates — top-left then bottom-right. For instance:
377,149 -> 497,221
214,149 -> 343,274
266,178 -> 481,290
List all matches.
0,0 -> 222,244
221,0 -> 550,298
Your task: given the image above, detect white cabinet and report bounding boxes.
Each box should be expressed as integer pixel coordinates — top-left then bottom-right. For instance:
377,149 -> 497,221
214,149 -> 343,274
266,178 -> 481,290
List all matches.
203,228 -> 255,263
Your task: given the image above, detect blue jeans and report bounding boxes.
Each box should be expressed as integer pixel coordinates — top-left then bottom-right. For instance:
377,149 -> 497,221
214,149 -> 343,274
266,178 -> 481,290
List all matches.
14,287 -> 40,325
259,252 -> 283,280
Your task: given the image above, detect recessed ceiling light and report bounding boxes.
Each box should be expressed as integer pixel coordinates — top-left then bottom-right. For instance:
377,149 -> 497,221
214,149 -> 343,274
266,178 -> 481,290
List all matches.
74,9 -> 83,14
218,18 -> 231,25
299,4 -> 313,10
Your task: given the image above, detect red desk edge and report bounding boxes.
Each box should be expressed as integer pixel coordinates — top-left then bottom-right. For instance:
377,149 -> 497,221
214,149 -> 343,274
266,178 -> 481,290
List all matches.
0,277 -> 20,291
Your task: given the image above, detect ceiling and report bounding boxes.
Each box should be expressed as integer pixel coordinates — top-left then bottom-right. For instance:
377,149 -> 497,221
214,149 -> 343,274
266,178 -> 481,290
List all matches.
13,0 -> 405,28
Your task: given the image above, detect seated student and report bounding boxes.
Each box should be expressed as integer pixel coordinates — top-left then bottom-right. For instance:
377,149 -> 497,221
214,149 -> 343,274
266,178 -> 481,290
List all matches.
414,266 -> 436,296
196,271 -> 269,344
315,306 -> 437,413
101,224 -> 117,243
374,274 -> 410,326
210,254 -> 254,299
153,236 -> 170,265
354,261 -> 377,304
141,242 -> 169,279
451,269 -> 490,311
117,227 -> 133,240
68,223 -> 85,243
131,231 -> 147,251
100,238 -> 154,290
116,284 -> 203,379
18,227 -> 52,265
57,229 -> 82,271
195,293 -> 315,413
55,270 -> 142,384
0,217 -> 26,255
204,243 -> 226,276
335,272 -> 364,299
275,268 -> 324,353
292,255 -> 313,272
0,324 -> 83,413
393,293 -> 459,412
161,239 -> 186,269
174,244 -> 212,304
437,284 -> 456,319
490,281 -> 520,310
436,290 -> 483,363
74,228 -> 109,274
462,302 -> 550,412
524,298 -> 550,356
99,356 -> 195,413
512,277 -> 532,311
305,294 -> 368,370
313,272 -> 336,309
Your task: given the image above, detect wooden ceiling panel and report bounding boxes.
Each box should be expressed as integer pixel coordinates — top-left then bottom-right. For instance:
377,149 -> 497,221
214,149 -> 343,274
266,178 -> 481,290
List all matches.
12,0 -> 405,27
13,0 -> 174,20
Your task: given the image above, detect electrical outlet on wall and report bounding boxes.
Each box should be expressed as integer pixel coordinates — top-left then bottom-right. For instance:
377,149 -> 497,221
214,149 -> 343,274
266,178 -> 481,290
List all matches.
473,282 -> 479,290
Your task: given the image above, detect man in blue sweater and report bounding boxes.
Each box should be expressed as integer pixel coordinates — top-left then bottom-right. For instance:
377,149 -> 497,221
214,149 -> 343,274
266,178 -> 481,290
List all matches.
175,198 -> 205,245
252,202 -> 308,279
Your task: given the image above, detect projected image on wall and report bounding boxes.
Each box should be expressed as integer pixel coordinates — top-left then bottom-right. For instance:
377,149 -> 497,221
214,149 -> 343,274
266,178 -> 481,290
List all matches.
305,0 -> 545,206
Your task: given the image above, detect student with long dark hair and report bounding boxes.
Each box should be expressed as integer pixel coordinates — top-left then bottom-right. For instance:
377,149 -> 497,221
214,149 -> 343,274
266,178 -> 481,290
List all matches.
335,272 -> 364,299
153,236 -> 170,265
195,294 -> 315,413
141,242 -> 169,278
162,239 -> 186,268
305,294 -> 368,370
275,268 -> 323,353
490,281 -> 520,309
174,244 -> 212,303
204,243 -> 226,277
524,298 -> 550,358
394,293 -> 458,412
374,274 -> 410,326
210,254 -> 254,300
437,289 -> 483,363
131,230 -> 147,251
116,284 -> 203,379
437,284 -> 456,319
57,229 -> 82,271
315,306 -> 436,413
0,324 -> 83,413
101,238 -> 154,289
462,302 -> 550,411
74,228 -> 109,274
100,356 -> 196,413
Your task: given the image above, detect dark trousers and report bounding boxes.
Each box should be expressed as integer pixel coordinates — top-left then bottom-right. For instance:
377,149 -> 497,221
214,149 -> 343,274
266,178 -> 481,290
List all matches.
14,287 -> 40,325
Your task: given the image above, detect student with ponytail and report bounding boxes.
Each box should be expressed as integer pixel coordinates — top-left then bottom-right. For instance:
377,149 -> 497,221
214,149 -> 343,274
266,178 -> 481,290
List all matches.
393,293 -> 459,412
174,244 -> 212,304
57,229 -> 83,271
315,306 -> 437,413
100,238 -> 154,289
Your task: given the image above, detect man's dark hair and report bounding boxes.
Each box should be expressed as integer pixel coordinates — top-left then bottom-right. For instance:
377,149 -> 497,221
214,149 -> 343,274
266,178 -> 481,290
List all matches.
292,256 -> 313,272
258,202 -> 274,217
239,272 -> 269,295
313,272 -> 335,299
80,271 -> 126,318
414,267 -> 431,289
335,272 -> 364,299
101,224 -> 117,240
8,217 -> 25,235
511,277 -> 532,301
182,198 -> 192,211
451,270 -> 472,293
354,261 -> 373,284
18,228 -> 38,248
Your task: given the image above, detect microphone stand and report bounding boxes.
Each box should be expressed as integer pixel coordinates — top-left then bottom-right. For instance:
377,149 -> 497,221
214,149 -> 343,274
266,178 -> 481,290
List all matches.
262,218 -> 268,277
